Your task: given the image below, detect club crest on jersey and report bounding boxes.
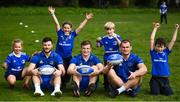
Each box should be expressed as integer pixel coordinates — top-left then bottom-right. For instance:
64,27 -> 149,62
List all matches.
113,41 -> 117,45
21,60 -> 25,64
128,62 -> 133,67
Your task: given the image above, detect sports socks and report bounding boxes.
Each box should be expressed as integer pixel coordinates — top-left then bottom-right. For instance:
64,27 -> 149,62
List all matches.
117,85 -> 126,94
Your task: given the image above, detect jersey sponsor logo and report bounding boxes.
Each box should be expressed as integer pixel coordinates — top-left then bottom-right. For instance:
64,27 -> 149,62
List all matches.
153,59 -> 167,62
59,42 -> 71,46
105,50 -> 118,53
11,66 -> 22,71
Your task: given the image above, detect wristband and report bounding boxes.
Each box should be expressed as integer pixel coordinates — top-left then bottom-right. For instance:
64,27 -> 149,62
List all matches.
51,13 -> 55,16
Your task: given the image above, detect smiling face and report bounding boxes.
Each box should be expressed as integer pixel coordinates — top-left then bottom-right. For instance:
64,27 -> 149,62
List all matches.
106,28 -> 115,36
42,41 -> 53,53
62,24 -> 72,35
154,44 -> 165,53
120,41 -> 132,56
13,42 -> 22,54
81,44 -> 91,57
81,41 -> 92,57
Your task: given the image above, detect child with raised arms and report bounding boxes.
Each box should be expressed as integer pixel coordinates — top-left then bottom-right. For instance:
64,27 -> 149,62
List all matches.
149,23 -> 179,96
48,6 -> 93,88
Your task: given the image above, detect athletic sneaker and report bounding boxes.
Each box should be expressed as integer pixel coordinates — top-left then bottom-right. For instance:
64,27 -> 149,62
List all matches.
84,83 -> 96,97
126,89 -> 137,97
72,81 -> 80,97
126,85 -> 141,97
108,89 -> 119,98
34,90 -> 45,97
51,90 -> 62,97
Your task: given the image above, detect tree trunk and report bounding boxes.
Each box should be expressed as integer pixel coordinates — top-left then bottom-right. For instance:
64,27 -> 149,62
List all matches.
120,0 -> 129,8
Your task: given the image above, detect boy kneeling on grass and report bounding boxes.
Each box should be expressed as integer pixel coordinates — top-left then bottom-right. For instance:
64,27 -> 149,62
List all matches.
149,23 -> 179,96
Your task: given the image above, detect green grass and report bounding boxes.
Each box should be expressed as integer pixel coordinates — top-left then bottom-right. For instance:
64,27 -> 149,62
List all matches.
0,7 -> 180,101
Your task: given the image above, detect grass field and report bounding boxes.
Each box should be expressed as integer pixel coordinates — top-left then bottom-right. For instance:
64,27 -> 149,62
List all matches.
0,7 -> 180,101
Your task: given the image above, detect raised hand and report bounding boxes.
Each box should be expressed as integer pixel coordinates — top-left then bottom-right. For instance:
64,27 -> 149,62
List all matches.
175,24 -> 179,29
86,13 -> 93,20
48,6 -> 55,14
154,22 -> 160,28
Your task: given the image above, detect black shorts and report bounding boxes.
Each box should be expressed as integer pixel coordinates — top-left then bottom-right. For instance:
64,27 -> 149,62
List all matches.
149,76 -> 173,96
4,71 -> 23,80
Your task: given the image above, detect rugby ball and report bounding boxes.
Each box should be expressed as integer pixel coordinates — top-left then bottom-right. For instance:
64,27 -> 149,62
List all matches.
76,65 -> 94,76
38,65 -> 56,75
107,54 -> 123,65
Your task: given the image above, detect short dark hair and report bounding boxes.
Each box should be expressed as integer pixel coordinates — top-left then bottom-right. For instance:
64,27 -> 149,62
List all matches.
42,37 -> 53,43
62,21 -> 73,28
81,40 -> 92,48
120,39 -> 131,47
155,37 -> 166,47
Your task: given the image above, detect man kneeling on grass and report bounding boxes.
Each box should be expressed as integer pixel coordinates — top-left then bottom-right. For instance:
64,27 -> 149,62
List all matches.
103,39 -> 147,97
27,37 -> 65,97
67,40 -> 103,97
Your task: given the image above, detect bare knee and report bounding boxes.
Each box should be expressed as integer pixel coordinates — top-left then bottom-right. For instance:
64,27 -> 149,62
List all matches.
7,75 -> 16,85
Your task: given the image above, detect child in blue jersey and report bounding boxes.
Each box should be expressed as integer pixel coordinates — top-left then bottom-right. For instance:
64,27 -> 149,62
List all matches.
67,40 -> 103,97
149,23 -> 179,96
160,1 -> 168,24
103,39 -> 147,97
48,6 -> 93,87
3,39 -> 30,89
96,21 -> 122,91
27,37 -> 65,97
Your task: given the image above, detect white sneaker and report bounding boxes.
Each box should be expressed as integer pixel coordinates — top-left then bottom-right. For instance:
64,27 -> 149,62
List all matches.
34,90 -> 45,97
51,90 -> 62,97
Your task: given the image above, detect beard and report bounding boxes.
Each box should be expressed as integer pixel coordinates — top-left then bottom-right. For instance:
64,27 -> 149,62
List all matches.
43,49 -> 51,54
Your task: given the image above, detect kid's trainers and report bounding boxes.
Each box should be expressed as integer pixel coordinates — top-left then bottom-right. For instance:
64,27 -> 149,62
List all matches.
51,90 -> 62,97
34,90 -> 45,97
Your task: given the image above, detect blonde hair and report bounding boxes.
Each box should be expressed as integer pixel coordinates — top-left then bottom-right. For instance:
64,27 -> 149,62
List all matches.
12,39 -> 23,47
104,22 -> 115,29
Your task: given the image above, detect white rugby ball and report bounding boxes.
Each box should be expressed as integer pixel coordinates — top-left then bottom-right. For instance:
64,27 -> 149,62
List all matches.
76,65 -> 94,76
107,54 -> 123,65
38,65 -> 56,75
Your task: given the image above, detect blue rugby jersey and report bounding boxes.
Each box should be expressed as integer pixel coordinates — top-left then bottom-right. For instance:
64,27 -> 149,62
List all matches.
5,52 -> 30,73
160,3 -> 167,14
150,48 -> 171,77
55,29 -> 77,58
70,53 -> 101,66
30,51 -> 63,68
99,34 -> 122,61
115,53 -> 144,82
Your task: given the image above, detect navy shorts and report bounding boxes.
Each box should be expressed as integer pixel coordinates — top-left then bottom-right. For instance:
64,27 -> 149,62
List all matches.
79,76 -> 98,91
40,75 -> 53,90
149,76 -> 173,96
4,71 -> 23,80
